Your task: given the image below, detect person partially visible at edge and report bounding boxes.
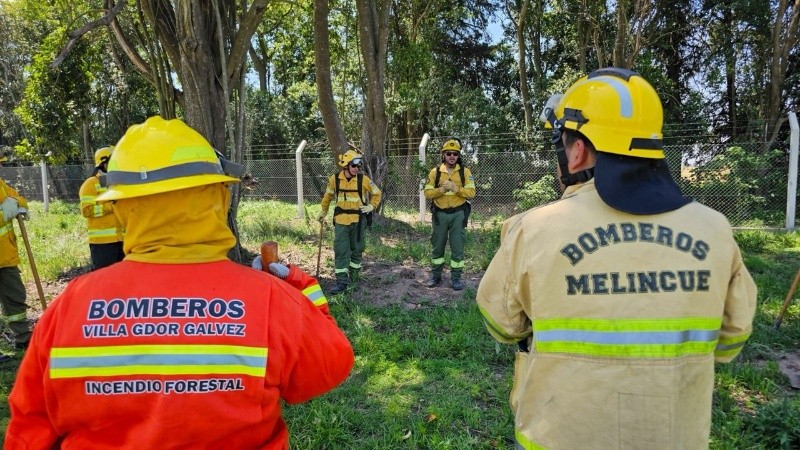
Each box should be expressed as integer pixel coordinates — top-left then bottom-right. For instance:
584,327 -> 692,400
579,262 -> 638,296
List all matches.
317,148 -> 382,295
79,146 -> 125,270
0,149 -> 32,353
422,138 -> 476,291
5,116 -> 355,449
476,68 -> 757,449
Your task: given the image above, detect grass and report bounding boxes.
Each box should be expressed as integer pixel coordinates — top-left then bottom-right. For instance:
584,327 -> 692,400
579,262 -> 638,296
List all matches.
2,199 -> 799,449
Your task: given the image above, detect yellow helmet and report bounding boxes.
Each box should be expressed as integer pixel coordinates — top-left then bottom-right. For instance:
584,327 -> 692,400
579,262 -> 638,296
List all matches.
94,146 -> 113,166
441,139 -> 461,153
0,149 -> 7,163
553,68 -> 664,159
96,116 -> 241,201
338,149 -> 363,168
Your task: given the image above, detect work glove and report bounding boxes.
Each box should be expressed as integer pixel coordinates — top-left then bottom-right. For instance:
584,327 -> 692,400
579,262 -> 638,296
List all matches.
267,262 -> 290,279
1,197 -> 19,222
442,180 -> 456,193
359,204 -> 374,214
17,207 -> 29,221
317,211 -> 327,223
251,256 -> 291,279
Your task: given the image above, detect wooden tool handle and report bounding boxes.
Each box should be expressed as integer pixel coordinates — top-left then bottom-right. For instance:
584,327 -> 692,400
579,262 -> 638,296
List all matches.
260,241 -> 279,270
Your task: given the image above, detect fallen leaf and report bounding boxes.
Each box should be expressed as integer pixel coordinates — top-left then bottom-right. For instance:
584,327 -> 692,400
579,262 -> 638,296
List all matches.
401,430 -> 412,440
425,413 -> 438,423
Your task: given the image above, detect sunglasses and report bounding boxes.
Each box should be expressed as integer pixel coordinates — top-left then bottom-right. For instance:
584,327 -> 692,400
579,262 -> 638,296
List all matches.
348,163 -> 362,168
444,151 -> 459,157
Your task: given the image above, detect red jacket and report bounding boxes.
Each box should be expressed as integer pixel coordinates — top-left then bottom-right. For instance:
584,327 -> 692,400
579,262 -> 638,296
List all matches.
5,260 -> 354,449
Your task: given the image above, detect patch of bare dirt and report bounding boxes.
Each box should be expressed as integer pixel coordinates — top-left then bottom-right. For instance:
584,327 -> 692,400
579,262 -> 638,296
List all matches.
316,259 -> 482,308
777,352 -> 800,389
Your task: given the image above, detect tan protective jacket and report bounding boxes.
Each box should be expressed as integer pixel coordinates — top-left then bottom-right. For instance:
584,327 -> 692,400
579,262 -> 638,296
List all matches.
0,179 -> 28,268
79,174 -> 124,244
477,180 -> 756,450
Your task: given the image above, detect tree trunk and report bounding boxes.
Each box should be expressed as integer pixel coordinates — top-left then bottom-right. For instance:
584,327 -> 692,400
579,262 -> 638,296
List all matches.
512,0 -> 533,138
314,0 -> 349,158
765,0 -> 800,147
356,0 -> 391,190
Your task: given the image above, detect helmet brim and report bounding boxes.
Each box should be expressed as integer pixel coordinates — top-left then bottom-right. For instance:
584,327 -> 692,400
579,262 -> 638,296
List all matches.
96,174 -> 240,202
594,152 -> 691,215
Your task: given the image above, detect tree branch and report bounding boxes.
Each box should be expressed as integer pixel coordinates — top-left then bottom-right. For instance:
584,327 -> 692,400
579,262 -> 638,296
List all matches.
50,0 -> 128,69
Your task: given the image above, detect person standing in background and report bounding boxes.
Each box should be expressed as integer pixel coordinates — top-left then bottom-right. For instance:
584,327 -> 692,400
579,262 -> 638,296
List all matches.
0,149 -> 32,352
423,138 -> 476,291
79,146 -> 125,269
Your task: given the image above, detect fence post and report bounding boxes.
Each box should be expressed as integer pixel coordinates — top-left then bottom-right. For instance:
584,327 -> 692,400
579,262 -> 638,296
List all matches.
418,133 -> 430,222
787,112 -> 798,231
295,140 -> 307,219
40,159 -> 49,213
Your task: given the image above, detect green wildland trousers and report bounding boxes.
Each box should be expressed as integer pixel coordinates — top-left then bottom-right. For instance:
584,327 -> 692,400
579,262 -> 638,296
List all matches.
430,209 -> 465,280
333,220 -> 367,284
0,266 -> 31,345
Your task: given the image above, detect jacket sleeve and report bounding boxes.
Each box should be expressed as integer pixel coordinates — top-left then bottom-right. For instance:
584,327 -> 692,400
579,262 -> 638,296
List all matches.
79,177 -> 112,219
271,282 -> 354,404
364,176 -> 382,209
456,167 -> 476,200
5,293 -> 63,449
423,168 -> 443,200
1,180 -> 29,209
283,264 -> 331,315
715,246 -> 757,362
319,175 -> 335,213
476,218 -> 532,344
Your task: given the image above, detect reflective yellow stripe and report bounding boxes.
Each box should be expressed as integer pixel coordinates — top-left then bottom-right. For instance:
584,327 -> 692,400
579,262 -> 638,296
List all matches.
424,184 -> 434,190
3,312 -> 28,323
50,344 -> 267,379
431,257 -> 445,265
349,262 -> 361,269
0,223 -> 11,236
302,284 -> 328,307
515,430 -> 547,450
92,204 -> 104,217
80,195 -> 96,202
478,306 -> 527,344
88,228 -> 119,238
535,317 -> 721,358
715,332 -> 751,358
450,260 -> 465,269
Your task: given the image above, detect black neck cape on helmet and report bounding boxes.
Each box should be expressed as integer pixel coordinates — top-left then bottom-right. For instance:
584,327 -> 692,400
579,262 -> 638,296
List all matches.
542,67 -> 691,215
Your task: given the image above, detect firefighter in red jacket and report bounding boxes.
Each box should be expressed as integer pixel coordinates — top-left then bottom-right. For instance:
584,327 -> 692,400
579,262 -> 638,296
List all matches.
5,116 -> 355,449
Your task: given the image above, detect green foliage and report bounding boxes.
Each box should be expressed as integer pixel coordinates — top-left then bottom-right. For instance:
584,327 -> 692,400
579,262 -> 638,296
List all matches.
14,28 -> 96,163
684,146 -> 789,226
512,174 -> 558,211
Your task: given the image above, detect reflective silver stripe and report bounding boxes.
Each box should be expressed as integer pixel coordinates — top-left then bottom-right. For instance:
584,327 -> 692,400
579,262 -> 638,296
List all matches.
50,353 -> 265,369
3,312 -> 28,323
536,329 -> 719,345
572,75 -> 633,118
107,161 -> 224,185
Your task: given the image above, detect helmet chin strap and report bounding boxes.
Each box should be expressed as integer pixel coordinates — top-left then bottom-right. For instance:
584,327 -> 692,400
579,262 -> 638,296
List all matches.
545,108 -> 594,188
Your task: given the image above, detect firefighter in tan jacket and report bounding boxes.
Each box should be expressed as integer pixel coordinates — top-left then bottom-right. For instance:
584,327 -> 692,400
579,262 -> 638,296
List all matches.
477,68 -> 757,449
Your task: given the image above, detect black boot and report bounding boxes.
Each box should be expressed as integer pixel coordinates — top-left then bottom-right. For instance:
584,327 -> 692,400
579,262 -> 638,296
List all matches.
425,273 -> 442,287
329,281 -> 349,295
451,273 -> 464,291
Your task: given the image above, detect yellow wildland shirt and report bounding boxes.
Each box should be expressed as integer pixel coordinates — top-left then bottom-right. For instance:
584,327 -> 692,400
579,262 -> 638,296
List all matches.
320,172 -> 381,226
423,163 -> 476,209
477,179 -> 756,450
79,175 -> 124,244
0,179 -> 27,268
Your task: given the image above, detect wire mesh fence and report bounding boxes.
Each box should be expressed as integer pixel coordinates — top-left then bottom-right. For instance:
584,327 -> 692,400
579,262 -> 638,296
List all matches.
1,134 -> 795,229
